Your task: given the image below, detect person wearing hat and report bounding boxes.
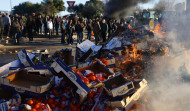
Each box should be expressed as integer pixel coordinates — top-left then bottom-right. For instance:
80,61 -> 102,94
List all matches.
0,12 -> 4,39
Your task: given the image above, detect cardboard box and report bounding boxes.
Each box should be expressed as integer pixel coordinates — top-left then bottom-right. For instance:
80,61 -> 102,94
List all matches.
18,49 -> 35,66
73,60 -> 115,80
9,65 -> 52,75
0,53 -> 35,77
105,79 -> 148,109
0,68 -> 55,97
103,74 -> 135,97
51,59 -> 91,102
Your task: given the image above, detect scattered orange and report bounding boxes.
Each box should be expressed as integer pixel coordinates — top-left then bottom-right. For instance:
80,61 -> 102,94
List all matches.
48,98 -> 54,104
59,103 -> 66,109
27,100 -> 34,106
133,104 -> 139,109
30,108 -> 37,111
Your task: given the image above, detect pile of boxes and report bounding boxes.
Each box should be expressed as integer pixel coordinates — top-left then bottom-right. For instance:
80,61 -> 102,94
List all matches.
0,47 -> 148,111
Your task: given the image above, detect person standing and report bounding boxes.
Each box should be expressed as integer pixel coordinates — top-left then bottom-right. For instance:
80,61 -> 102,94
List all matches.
0,13 -> 4,40
75,21 -> 83,43
92,20 -> 101,45
20,15 -> 26,37
86,20 -> 92,40
26,16 -> 35,42
61,19 -> 67,44
100,19 -> 108,43
36,14 -> 43,34
55,16 -> 60,35
43,16 -> 49,35
108,19 -> 113,39
66,20 -> 74,45
12,19 -> 21,45
50,14 -> 55,35
3,13 -> 11,38
47,19 -> 53,39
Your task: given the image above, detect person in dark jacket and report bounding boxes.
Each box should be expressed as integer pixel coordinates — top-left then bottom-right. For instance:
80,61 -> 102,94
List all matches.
55,16 -> 60,35
12,19 -> 21,44
92,20 -> 101,45
36,15 -> 43,34
26,16 -> 35,42
108,19 -> 113,39
3,13 -> 11,38
0,13 -> 4,39
75,21 -> 83,43
61,19 -> 67,44
86,20 -> 92,40
66,20 -> 74,45
100,19 -> 108,42
43,16 -> 49,35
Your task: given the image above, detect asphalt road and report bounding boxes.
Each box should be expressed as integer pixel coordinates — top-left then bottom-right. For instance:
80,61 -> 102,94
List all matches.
0,34 -> 83,66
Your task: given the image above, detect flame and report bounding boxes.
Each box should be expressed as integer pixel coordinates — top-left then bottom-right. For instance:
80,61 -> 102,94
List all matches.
152,23 -> 166,34
128,24 -> 132,29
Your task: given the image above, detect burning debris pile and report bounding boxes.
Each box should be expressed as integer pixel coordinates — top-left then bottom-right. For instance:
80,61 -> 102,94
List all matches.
0,21 -> 172,111
1,3 -> 190,111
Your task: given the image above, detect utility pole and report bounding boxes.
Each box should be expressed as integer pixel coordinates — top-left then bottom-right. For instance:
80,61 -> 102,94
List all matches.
10,0 -> 12,12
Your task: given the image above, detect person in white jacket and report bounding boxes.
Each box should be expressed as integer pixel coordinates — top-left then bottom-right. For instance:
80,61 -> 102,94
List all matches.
47,19 -> 53,39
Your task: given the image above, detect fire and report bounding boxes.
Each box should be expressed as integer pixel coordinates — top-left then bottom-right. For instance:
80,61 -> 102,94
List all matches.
150,23 -> 166,35
128,24 -> 132,29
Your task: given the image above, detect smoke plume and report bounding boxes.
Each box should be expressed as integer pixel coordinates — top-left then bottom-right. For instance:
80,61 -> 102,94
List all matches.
104,0 -> 151,18
138,0 -> 190,111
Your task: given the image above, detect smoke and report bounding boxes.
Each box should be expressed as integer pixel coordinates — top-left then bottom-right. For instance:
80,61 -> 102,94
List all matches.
104,0 -> 151,18
137,0 -> 190,111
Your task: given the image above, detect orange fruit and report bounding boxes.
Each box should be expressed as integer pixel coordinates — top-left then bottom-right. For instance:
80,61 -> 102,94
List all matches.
27,100 -> 34,106
48,98 -> 54,104
90,75 -> 97,81
50,104 -> 56,109
30,108 -> 37,111
1,49 -> 6,52
59,103 -> 66,109
34,103 -> 40,109
32,98 -> 37,104
133,104 -> 139,109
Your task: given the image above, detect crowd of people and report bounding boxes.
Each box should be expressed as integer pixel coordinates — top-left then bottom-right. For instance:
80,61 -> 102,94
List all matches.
0,12 -> 133,45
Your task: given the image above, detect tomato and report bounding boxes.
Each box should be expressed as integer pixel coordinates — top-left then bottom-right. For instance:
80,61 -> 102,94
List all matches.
27,100 -> 34,106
